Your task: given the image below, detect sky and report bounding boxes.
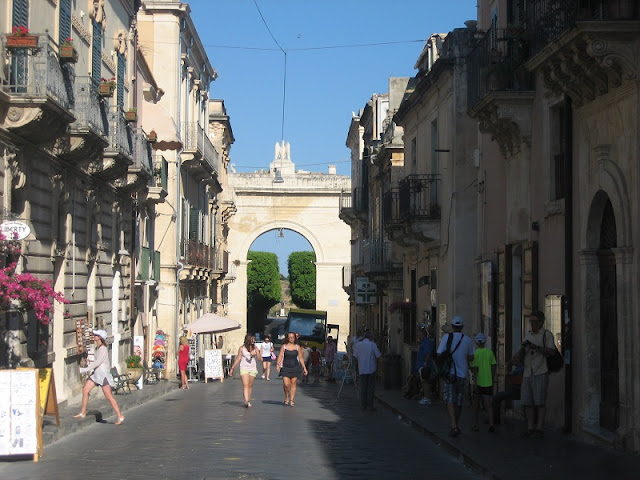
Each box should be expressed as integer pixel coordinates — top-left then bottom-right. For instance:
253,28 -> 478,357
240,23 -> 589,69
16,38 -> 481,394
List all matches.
187,1 -> 478,272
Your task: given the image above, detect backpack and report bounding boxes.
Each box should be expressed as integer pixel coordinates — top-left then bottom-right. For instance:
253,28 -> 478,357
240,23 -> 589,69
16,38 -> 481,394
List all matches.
435,333 -> 463,381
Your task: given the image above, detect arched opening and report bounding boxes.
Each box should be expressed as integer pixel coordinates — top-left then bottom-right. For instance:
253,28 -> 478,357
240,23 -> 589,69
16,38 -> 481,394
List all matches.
598,199 -> 618,431
246,228 -> 314,337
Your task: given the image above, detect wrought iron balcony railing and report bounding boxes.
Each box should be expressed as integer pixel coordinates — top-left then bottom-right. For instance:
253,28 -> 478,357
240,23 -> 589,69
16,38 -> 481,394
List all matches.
467,27 -> 533,111
71,76 -> 107,136
132,128 -> 153,176
398,174 -> 441,221
181,121 -> 219,176
106,106 -> 134,159
361,239 -> 392,272
383,188 -> 402,228
1,33 -> 70,109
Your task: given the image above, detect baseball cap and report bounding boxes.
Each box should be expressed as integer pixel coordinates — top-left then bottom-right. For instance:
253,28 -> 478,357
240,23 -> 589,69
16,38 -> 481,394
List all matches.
452,316 -> 464,327
93,329 -> 108,340
475,333 -> 486,343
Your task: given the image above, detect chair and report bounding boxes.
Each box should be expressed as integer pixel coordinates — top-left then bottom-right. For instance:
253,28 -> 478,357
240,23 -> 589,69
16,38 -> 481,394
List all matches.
143,362 -> 158,385
110,367 -> 131,394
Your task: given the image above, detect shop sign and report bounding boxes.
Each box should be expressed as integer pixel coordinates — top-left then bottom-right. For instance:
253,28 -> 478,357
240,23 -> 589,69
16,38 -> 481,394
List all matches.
0,221 -> 31,241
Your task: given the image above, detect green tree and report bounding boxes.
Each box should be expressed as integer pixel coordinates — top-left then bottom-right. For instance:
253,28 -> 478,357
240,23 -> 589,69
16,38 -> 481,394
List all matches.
247,251 -> 281,332
288,251 -> 316,309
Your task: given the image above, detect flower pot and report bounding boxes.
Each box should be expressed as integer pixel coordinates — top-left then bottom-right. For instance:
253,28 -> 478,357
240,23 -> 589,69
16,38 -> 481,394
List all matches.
126,367 -> 143,384
59,45 -> 78,63
98,83 -> 114,97
147,133 -> 157,143
7,35 -> 38,48
124,111 -> 137,122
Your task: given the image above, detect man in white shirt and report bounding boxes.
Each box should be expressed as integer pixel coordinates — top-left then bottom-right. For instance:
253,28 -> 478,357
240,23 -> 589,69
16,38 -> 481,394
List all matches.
353,331 -> 381,411
437,316 -> 475,437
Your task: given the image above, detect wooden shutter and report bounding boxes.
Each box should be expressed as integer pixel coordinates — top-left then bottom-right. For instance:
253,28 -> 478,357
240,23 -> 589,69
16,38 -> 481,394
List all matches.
12,0 -> 29,28
496,246 -> 512,390
59,0 -> 72,45
189,206 -> 198,240
521,241 -> 538,319
117,52 -> 125,108
91,20 -> 102,88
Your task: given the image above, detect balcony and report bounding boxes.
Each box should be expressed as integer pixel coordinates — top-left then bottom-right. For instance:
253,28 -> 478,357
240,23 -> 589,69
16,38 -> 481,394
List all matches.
181,121 -> 219,181
86,106 -> 133,181
339,187 -> 368,226
524,0 -> 640,108
399,174 -> 441,243
467,27 -> 535,158
117,129 -> 154,193
342,264 -> 352,296
0,33 -> 74,142
57,76 -> 108,163
360,239 -> 401,287
145,154 -> 169,204
179,240 -> 221,280
137,247 -> 160,282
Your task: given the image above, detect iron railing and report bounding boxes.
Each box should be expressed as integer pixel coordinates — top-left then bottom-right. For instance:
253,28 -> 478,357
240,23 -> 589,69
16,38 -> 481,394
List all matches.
1,33 -> 70,109
181,121 -> 219,176
182,240 -> 221,270
106,106 -> 134,159
131,128 -> 153,175
71,76 -> 107,136
342,265 -> 352,289
398,174 -> 441,221
361,239 -> 391,271
383,188 -> 402,227
153,154 -> 168,189
467,27 -> 533,111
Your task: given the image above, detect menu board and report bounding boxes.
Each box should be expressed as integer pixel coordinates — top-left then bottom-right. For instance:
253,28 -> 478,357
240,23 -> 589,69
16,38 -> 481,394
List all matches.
0,369 -> 41,459
204,349 -> 223,383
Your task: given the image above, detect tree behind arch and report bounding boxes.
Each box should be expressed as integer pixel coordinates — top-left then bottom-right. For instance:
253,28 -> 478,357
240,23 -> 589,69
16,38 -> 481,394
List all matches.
288,251 -> 316,309
247,251 -> 281,333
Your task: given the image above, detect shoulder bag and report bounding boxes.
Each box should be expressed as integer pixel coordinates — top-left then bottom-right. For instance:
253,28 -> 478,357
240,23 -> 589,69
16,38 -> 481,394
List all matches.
543,330 -> 564,373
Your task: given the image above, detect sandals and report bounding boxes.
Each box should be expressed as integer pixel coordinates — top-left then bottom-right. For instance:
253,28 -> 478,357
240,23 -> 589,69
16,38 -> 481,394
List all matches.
246,402 -> 252,408
115,416 -> 125,425
448,427 -> 460,437
72,413 -> 86,419
284,398 -> 290,406
289,401 -> 295,407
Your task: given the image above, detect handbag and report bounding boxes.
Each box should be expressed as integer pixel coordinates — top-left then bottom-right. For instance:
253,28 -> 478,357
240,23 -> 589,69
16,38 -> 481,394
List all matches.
270,352 -> 276,361
543,330 -> 563,373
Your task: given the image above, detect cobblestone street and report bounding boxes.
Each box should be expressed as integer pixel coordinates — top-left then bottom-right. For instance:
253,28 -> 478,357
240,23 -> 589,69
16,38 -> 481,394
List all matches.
0,377 -> 479,480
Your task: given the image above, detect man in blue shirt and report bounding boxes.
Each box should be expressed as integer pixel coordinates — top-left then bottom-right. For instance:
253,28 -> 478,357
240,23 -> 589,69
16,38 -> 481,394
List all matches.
353,331 -> 381,411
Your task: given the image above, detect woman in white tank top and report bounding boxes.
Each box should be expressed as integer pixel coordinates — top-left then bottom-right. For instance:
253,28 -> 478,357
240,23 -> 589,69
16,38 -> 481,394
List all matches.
229,334 -> 260,408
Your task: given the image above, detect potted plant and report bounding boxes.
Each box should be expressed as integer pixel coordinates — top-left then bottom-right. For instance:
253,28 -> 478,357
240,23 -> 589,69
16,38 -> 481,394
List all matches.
147,129 -> 157,143
59,37 -> 78,63
98,77 -> 116,97
124,107 -> 137,122
125,354 -> 143,384
6,25 -> 38,48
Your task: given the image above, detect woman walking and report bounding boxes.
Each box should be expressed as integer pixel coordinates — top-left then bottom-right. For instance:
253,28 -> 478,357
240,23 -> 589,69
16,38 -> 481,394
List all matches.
73,330 -> 125,425
276,332 -> 307,407
260,335 -> 274,380
229,334 -> 260,407
178,336 -> 190,390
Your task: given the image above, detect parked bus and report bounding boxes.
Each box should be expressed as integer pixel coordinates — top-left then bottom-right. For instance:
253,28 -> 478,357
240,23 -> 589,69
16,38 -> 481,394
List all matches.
277,308 -> 328,352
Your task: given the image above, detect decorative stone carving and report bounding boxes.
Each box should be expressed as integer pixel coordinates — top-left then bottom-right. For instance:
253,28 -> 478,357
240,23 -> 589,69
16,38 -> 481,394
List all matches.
89,0 -> 107,30
475,97 -> 534,158
114,29 -> 128,58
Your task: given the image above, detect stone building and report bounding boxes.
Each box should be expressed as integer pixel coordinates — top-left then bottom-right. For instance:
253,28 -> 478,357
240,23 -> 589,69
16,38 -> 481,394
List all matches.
0,0 -> 231,399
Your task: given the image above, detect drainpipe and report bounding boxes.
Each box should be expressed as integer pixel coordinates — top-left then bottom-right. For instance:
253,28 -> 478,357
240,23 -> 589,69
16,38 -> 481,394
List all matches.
174,16 -> 184,361
563,96 -> 573,433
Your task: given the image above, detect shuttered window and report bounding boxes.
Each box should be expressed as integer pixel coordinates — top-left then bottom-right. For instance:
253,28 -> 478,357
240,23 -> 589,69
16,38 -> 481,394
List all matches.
12,0 -> 29,28
189,206 -> 199,240
91,20 -> 102,89
117,52 -> 125,108
59,0 -> 72,45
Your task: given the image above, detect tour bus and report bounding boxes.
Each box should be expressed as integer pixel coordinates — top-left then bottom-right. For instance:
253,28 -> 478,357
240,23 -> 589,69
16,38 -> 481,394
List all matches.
277,308 -> 328,352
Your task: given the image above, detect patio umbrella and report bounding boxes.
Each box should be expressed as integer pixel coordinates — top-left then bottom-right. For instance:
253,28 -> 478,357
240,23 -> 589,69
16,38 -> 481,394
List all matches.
187,313 -> 241,335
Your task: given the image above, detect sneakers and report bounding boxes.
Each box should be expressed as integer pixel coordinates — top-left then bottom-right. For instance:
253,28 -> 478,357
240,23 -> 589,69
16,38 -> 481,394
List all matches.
418,397 -> 432,405
261,374 -> 266,379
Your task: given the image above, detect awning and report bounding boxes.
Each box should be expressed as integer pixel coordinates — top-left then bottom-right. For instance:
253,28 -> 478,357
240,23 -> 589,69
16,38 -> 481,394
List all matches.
140,101 -> 183,152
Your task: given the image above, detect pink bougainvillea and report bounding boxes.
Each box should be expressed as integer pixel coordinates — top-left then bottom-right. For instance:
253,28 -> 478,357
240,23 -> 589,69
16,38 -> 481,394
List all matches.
0,232 -> 68,325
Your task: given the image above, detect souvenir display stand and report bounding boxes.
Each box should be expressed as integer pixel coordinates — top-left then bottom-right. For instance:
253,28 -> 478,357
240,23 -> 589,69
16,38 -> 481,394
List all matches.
151,330 -> 167,379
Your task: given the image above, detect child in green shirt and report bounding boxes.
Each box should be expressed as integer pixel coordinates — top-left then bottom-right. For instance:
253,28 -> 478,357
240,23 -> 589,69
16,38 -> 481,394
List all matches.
471,333 -> 497,432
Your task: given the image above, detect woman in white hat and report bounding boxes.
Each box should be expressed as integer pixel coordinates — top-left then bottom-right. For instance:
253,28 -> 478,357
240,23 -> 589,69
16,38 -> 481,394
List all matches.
73,329 -> 125,425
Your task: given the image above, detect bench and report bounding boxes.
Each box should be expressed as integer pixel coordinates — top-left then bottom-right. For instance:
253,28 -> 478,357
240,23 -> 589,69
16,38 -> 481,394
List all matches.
110,367 -> 131,394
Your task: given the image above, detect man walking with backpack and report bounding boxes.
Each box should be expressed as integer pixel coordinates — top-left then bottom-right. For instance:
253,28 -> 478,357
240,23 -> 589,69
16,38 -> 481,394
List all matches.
437,316 -> 475,437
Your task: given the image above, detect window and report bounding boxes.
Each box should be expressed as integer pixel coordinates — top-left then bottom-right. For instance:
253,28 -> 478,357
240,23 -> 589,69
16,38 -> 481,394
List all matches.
59,0 -> 72,45
117,53 -> 125,108
13,0 -> 29,29
411,137 -> 417,166
550,104 -> 567,200
544,295 -> 563,350
91,20 -> 102,89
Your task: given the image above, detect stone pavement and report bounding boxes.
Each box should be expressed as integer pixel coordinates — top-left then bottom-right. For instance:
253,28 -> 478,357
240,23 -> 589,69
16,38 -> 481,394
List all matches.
374,387 -> 640,480
41,378 -> 178,445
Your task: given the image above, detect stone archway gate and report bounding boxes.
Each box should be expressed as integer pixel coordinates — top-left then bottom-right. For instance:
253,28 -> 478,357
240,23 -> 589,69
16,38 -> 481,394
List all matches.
225,151 -> 351,349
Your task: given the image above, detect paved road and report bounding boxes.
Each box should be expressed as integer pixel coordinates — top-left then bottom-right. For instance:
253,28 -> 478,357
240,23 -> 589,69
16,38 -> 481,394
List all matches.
0,376 -> 480,480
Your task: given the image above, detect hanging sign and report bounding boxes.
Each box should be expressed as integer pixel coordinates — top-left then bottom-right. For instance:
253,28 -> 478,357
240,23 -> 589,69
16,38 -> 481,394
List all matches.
356,277 -> 377,304
0,221 -> 31,241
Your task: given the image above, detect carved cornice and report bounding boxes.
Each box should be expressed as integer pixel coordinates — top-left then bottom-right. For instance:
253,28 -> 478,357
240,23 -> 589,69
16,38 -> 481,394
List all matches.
72,15 -> 91,45
472,92 -> 535,158
527,23 -> 639,107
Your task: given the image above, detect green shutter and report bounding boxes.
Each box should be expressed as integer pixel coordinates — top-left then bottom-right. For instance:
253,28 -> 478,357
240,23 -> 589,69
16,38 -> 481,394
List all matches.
161,157 -> 168,190
59,0 -> 72,45
117,52 -> 125,108
189,206 -> 198,240
13,0 -> 29,28
92,20 -> 102,89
